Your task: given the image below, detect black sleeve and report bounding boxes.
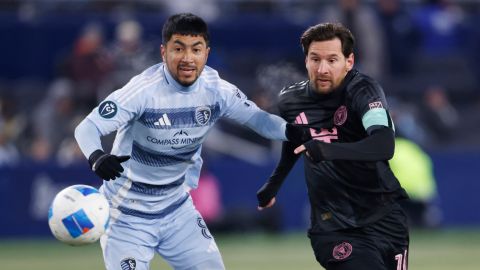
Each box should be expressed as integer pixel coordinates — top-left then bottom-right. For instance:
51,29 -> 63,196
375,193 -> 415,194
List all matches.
303,127 -> 395,162
257,141 -> 300,207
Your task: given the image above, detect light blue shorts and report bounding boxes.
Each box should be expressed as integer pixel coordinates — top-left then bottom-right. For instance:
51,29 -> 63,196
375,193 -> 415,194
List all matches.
100,196 -> 225,270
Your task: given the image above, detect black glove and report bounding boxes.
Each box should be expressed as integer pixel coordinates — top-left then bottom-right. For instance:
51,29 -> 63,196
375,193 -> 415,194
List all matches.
285,123 -> 311,146
257,181 -> 282,208
88,150 -> 130,181
303,140 -> 326,163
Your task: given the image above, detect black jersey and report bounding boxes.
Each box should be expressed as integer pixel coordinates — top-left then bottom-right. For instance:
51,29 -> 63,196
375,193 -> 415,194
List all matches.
278,69 -> 408,232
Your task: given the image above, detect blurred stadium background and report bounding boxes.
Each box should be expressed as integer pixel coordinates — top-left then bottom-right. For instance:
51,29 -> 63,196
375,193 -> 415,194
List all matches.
1,0 -> 479,269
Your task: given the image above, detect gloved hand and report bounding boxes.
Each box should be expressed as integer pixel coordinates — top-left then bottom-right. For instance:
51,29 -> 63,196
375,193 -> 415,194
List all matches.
285,123 -> 311,146
88,150 -> 130,181
256,181 -> 281,208
303,140 -> 326,163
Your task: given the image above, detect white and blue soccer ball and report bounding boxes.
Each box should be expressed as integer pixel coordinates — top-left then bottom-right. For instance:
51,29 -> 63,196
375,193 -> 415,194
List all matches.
48,184 -> 110,246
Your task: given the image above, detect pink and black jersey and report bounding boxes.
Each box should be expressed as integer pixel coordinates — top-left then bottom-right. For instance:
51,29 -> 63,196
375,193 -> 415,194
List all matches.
277,69 -> 408,232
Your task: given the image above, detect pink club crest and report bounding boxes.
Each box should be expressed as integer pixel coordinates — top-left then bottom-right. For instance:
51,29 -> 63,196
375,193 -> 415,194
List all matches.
332,242 -> 353,260
334,105 -> 347,126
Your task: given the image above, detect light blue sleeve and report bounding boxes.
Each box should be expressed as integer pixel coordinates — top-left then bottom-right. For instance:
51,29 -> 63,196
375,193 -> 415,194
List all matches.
221,88 -> 287,140
86,75 -> 147,136
75,73 -> 148,157
244,110 -> 287,140
74,118 -> 103,158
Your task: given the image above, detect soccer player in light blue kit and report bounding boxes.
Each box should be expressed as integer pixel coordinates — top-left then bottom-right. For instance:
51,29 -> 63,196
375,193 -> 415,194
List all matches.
75,13 -> 307,270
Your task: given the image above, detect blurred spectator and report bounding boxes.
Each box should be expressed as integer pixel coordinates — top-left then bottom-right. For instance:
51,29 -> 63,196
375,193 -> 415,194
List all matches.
389,97 -> 430,147
411,0 -> 475,92
0,95 -> 25,166
161,0 -> 219,22
320,0 -> 386,80
0,94 -> 26,145
419,85 -> 459,147
376,0 -> 419,76
56,137 -> 86,167
101,19 -> 157,100
30,78 -> 82,160
413,0 -> 467,56
390,137 -> 442,228
64,22 -> 113,109
29,136 -> 52,162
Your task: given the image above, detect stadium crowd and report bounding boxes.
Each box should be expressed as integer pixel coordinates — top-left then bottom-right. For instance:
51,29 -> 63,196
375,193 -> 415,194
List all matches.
0,0 -> 479,167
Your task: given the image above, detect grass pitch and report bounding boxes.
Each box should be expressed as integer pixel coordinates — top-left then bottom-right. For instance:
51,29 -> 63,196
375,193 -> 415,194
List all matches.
1,229 -> 479,270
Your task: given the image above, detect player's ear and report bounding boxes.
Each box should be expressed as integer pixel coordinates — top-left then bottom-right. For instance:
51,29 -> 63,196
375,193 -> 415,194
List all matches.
205,46 -> 210,62
346,53 -> 354,71
160,44 -> 166,62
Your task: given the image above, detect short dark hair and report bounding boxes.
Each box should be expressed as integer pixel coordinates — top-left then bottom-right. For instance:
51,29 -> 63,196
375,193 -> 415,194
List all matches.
162,13 -> 210,45
300,22 -> 355,57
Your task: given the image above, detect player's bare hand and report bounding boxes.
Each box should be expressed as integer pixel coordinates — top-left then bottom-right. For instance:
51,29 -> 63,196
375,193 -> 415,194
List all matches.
258,197 -> 276,210
294,145 -> 306,155
295,144 -> 314,159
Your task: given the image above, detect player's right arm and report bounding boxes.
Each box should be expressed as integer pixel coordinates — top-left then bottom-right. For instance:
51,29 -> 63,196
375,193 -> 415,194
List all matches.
75,73 -> 148,180
257,84 -> 306,209
257,139 -> 300,210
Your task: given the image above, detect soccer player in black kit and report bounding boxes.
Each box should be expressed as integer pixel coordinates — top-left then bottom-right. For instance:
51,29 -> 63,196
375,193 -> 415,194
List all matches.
256,23 -> 410,270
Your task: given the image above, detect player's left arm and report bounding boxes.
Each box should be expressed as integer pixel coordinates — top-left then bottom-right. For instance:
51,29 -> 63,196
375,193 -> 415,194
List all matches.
221,88 -> 310,142
295,84 -> 395,162
295,126 -> 394,162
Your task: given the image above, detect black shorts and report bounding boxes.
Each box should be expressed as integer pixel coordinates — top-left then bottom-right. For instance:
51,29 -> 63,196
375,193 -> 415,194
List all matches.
308,204 -> 409,270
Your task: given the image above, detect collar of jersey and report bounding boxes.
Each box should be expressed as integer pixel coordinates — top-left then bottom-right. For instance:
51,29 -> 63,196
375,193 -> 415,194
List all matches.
162,64 -> 199,93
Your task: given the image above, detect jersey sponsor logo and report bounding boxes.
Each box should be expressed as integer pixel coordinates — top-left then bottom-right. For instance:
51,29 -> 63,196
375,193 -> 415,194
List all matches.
120,257 -> 136,270
146,130 -> 202,149
171,130 -> 200,149
146,136 -> 202,147
98,101 -> 117,119
334,105 -> 348,126
311,127 -> 338,143
332,242 -> 353,260
369,101 -> 383,109
154,113 -> 171,127
195,106 -> 211,126
295,112 -> 338,143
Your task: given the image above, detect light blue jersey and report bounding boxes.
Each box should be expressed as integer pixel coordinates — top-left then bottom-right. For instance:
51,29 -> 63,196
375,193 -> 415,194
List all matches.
75,63 -> 286,219
75,63 -> 287,269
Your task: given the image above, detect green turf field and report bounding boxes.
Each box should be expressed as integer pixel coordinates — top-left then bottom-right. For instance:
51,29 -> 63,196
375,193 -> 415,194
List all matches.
1,229 -> 479,270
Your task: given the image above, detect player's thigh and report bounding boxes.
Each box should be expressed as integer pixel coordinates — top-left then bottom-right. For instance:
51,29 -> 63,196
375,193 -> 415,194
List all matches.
101,214 -> 156,270
309,232 -> 385,270
156,207 -> 225,270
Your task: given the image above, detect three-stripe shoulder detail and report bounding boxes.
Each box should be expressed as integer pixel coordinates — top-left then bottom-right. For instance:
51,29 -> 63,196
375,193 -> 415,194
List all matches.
279,81 -> 308,96
116,73 -> 164,105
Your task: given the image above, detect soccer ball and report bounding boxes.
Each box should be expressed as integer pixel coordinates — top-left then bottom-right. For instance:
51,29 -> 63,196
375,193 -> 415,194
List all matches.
48,184 -> 110,246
